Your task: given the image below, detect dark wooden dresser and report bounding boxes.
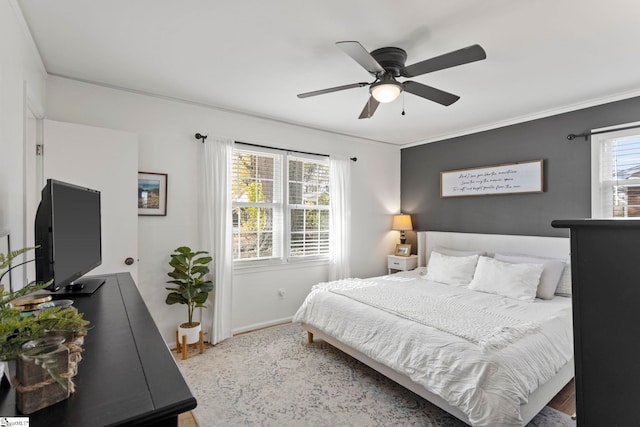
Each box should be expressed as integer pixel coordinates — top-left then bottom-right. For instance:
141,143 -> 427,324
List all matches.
552,219 -> 640,427
0,272 -> 196,426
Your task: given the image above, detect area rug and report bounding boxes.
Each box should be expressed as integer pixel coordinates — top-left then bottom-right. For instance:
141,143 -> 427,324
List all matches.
177,323 -> 575,426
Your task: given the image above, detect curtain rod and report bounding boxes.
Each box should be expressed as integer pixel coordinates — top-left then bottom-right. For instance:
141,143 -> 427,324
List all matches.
194,133 -> 357,162
567,123 -> 640,141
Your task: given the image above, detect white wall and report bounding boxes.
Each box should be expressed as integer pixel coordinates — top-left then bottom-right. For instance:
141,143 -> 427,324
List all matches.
45,76 -> 401,344
0,0 -> 47,288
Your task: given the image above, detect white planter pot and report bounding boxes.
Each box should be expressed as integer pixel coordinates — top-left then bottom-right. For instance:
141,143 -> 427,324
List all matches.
178,322 -> 201,345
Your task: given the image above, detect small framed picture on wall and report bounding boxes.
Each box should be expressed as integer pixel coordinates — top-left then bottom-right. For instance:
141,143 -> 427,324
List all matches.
394,244 -> 412,257
138,172 -> 167,216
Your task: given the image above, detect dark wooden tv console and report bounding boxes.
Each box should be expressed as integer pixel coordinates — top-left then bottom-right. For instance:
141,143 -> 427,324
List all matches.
0,272 -> 197,426
552,219 -> 640,426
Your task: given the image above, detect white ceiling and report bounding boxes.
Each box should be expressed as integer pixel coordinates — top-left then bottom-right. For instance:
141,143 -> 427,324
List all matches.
17,0 -> 640,146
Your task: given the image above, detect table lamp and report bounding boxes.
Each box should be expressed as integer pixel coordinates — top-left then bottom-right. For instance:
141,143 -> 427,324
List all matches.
392,214 -> 413,244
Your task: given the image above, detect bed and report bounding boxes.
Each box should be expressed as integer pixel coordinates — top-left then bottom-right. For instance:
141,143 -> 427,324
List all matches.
293,231 -> 574,427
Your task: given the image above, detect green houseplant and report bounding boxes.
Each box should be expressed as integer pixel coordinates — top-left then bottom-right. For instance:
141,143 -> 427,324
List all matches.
1,247 -> 88,360
166,247 -> 213,345
0,247 -> 89,394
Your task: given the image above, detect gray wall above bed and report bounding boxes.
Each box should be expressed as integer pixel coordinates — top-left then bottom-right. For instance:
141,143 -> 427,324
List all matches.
401,95 -> 640,242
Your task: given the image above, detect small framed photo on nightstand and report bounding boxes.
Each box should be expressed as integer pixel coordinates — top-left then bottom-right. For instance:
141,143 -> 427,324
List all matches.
394,244 -> 411,257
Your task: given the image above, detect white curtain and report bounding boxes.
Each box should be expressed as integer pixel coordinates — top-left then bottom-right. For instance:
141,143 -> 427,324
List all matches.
201,136 -> 234,344
328,157 -> 351,281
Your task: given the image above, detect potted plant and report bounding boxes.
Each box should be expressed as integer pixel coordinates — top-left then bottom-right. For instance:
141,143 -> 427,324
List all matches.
1,246 -> 89,360
1,247 -> 89,351
165,247 -> 213,345
0,247 -> 89,413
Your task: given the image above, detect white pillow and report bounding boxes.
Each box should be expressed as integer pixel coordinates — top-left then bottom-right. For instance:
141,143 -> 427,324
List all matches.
425,252 -> 479,286
433,246 -> 485,258
468,256 -> 544,302
555,262 -> 572,297
493,253 -> 566,300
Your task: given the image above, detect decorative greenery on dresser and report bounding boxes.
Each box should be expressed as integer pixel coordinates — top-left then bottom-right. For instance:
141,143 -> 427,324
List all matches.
0,247 -> 90,414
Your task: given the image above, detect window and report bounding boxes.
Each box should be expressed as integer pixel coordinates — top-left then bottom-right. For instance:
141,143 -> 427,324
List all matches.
231,150 -> 281,259
231,146 -> 330,262
592,125 -> 640,218
288,157 -> 330,257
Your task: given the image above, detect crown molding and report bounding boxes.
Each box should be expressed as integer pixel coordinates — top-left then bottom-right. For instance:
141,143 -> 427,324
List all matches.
48,73 -> 400,149
8,0 -> 47,78
402,87 -> 640,148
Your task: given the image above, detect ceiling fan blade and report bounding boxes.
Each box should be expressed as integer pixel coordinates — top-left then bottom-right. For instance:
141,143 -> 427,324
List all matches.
403,81 -> 460,106
358,96 -> 380,119
402,44 -> 486,77
336,41 -> 385,75
297,82 -> 369,98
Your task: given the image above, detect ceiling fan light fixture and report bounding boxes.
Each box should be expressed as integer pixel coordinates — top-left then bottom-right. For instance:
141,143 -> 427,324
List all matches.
371,81 -> 402,103
299,41 -> 486,118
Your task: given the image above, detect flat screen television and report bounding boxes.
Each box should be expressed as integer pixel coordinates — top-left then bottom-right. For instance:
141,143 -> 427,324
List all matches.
35,179 -> 104,293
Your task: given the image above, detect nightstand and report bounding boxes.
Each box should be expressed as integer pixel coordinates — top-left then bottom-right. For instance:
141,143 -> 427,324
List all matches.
387,255 -> 418,274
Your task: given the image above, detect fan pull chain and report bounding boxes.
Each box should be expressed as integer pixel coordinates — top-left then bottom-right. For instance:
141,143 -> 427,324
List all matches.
401,91 -> 406,116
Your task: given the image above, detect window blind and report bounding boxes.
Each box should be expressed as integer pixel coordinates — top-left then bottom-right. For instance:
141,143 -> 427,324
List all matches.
599,134 -> 640,217
230,147 -> 330,261
288,156 -> 330,257
231,148 -> 283,260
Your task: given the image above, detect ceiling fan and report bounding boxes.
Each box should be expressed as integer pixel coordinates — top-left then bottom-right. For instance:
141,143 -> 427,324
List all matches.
297,41 -> 486,119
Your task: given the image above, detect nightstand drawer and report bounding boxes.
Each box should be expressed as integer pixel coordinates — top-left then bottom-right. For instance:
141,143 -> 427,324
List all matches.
387,255 -> 418,273
389,259 -> 404,268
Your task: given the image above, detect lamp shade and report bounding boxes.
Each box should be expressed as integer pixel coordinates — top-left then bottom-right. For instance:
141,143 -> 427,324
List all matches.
392,214 -> 413,231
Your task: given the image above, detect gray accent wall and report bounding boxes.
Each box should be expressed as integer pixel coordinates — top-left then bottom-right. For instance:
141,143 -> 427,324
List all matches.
401,95 -> 640,241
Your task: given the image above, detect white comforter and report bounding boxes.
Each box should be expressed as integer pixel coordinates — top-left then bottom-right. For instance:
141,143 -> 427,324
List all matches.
292,269 -> 573,426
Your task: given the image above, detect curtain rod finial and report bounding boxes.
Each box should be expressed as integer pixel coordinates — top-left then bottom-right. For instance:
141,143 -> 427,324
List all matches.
195,133 -> 208,143
350,157 -> 357,162
567,134 -> 576,141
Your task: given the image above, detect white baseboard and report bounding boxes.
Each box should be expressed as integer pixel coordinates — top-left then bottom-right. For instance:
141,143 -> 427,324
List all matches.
232,317 -> 293,335
170,317 -> 294,349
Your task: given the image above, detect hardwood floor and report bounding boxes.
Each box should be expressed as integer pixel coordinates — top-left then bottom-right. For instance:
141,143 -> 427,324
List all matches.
178,411 -> 199,427
548,378 -> 576,416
